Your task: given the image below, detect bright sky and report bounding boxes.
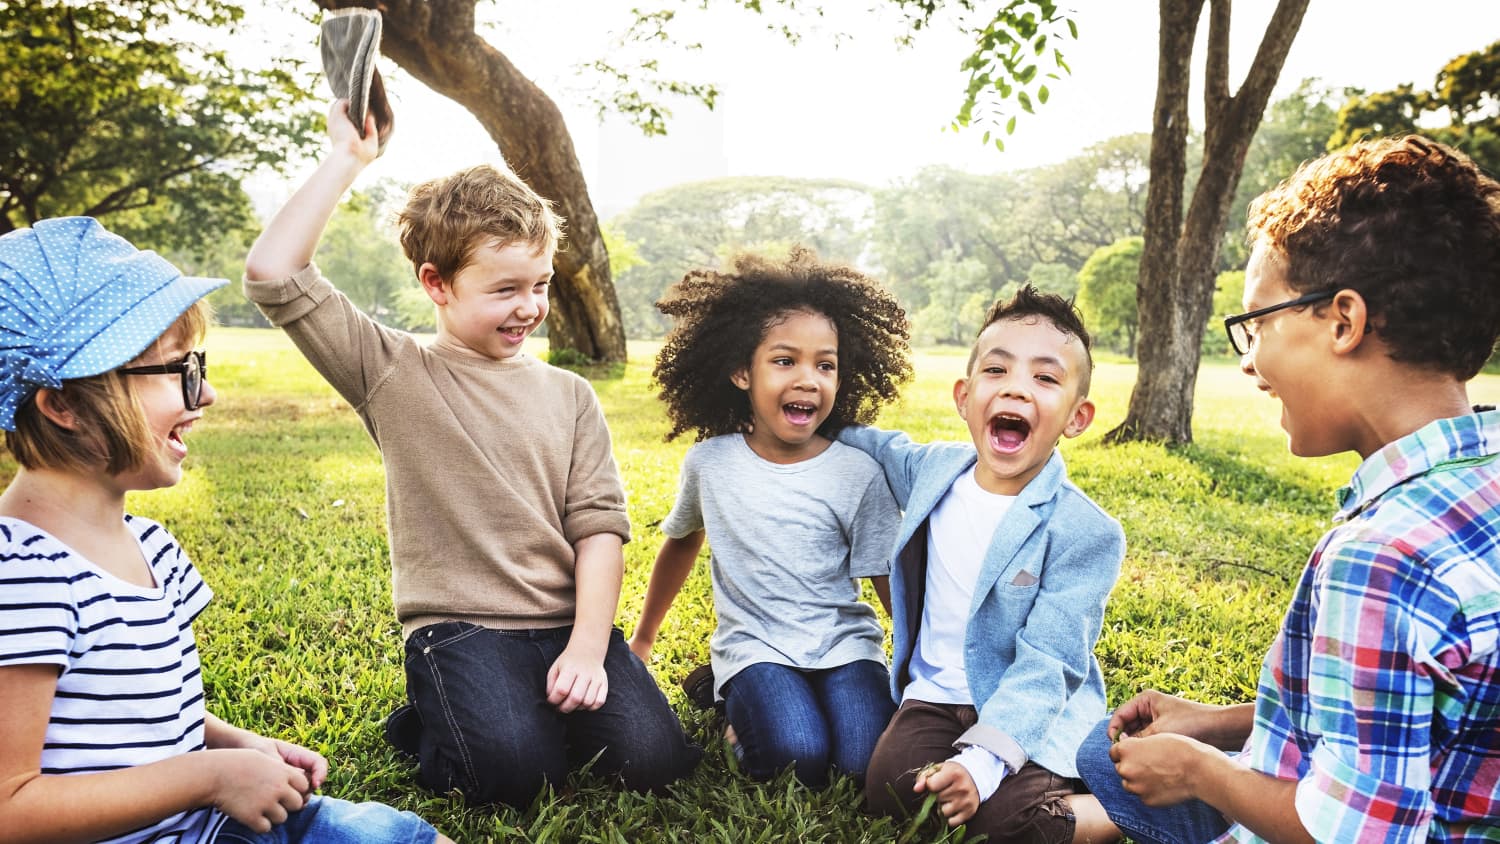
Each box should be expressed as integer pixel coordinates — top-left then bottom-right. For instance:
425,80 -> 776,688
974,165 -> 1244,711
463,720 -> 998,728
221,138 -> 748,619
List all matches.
242,1 -> 1500,212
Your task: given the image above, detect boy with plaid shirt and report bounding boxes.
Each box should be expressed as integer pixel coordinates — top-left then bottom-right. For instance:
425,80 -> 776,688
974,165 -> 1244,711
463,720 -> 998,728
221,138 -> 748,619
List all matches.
1076,136 -> 1500,843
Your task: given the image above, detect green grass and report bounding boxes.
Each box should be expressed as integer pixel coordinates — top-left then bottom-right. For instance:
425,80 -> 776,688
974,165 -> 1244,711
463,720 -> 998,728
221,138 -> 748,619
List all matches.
60,329 -> 1500,841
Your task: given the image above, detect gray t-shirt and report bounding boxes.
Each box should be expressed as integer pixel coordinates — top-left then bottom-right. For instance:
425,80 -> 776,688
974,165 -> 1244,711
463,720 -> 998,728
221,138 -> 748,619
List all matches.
662,435 -> 899,697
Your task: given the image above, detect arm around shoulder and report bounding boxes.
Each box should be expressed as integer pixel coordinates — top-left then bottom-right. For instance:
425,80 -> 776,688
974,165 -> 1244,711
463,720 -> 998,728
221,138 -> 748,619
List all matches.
835,424 -> 933,504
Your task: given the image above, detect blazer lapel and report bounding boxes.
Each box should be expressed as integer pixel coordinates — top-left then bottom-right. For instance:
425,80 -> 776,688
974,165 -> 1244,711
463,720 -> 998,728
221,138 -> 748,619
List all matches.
966,450 -> 1065,617
967,505 -> 1041,617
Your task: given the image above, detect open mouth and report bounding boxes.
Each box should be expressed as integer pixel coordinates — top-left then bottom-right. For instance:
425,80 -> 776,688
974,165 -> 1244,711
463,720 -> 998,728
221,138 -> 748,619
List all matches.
783,401 -> 818,426
499,325 -> 529,342
167,421 -> 193,455
988,413 -> 1030,453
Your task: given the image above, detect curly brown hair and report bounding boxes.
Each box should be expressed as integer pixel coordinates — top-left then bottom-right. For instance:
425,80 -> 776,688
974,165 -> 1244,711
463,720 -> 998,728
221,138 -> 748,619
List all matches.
654,248 -> 912,442
1246,135 -> 1500,380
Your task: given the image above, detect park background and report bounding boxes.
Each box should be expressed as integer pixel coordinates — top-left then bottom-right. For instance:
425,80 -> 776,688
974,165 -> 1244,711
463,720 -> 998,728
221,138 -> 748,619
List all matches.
6,1 -> 1500,840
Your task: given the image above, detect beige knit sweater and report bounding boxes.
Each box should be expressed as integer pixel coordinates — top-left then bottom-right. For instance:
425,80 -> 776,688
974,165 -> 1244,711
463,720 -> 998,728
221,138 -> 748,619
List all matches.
245,264 -> 630,637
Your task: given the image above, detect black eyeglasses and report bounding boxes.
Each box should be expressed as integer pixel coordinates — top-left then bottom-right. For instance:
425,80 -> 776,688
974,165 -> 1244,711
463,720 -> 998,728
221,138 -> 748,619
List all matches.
1222,290 -> 1335,356
117,350 -> 207,410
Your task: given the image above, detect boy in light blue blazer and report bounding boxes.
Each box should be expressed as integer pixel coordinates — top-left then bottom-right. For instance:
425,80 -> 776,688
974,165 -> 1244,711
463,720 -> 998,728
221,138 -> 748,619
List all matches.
840,285 -> 1123,843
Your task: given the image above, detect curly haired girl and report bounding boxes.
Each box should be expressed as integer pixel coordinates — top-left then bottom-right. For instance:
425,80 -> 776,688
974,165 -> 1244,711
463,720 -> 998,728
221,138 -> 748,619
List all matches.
629,247 -> 911,787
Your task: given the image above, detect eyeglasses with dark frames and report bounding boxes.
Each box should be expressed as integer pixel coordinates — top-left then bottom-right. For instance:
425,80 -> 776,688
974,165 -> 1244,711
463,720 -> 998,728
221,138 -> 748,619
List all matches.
1222,290 -> 1336,356
116,350 -> 207,411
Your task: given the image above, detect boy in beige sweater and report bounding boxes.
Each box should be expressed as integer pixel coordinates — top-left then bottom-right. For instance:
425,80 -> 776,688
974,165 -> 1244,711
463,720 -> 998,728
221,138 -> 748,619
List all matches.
244,101 -> 701,807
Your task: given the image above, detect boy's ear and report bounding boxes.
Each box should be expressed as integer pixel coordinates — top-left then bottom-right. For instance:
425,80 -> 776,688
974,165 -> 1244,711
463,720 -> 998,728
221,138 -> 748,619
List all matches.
730,367 -> 750,391
33,388 -> 77,431
952,377 -> 971,419
1327,288 -> 1371,356
417,262 -> 451,306
1063,397 -> 1096,439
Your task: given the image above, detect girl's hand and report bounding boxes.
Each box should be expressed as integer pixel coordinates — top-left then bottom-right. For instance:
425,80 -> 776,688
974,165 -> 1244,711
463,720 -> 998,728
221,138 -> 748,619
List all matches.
210,748 -> 311,833
266,739 -> 329,793
627,633 -> 653,663
327,99 -> 380,166
914,761 -> 980,827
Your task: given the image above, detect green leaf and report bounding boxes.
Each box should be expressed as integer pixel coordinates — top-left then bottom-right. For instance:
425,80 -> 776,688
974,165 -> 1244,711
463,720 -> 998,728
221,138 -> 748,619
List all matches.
1006,115 -> 1017,135
1039,85 -> 1050,104
1018,91 -> 1034,113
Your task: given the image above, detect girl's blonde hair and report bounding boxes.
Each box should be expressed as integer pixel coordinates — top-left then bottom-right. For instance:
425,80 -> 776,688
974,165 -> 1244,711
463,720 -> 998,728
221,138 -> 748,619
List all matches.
6,301 -> 211,475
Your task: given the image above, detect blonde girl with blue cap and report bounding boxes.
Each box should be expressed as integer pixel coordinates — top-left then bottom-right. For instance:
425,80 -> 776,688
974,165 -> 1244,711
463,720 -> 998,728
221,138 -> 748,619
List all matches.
0,218 -> 452,844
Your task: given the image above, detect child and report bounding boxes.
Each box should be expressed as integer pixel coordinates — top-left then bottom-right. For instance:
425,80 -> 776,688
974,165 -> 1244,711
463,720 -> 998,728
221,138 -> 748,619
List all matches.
627,249 -> 911,787
0,217 -> 451,843
242,102 -> 700,808
838,285 -> 1124,842
1075,137 -> 1500,842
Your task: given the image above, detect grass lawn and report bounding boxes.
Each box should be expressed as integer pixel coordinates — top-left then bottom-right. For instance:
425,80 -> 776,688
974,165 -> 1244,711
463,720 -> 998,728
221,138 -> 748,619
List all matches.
73,328 -> 1500,842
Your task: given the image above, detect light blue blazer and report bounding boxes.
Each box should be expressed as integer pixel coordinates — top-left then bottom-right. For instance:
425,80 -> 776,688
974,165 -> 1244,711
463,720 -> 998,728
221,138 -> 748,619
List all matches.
838,426 -> 1125,778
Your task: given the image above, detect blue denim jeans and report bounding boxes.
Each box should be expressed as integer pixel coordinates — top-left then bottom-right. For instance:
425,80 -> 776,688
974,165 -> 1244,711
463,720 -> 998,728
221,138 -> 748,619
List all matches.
398,622 -> 701,807
1075,719 -> 1232,844
213,795 -> 436,843
720,659 -> 895,787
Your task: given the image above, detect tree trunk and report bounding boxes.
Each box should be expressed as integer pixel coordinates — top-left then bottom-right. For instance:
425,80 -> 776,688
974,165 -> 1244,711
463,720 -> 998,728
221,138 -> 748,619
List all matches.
1105,0 -> 1308,444
317,0 -> 627,363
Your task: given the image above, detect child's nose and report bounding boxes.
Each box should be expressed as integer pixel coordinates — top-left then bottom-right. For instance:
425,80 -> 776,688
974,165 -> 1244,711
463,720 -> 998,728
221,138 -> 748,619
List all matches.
516,292 -> 541,319
1000,377 -> 1031,400
198,378 -> 218,408
1238,347 -> 1257,378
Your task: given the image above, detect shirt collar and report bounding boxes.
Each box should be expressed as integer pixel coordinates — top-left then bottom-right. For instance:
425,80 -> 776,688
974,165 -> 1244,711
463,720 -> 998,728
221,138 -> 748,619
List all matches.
1335,409 -> 1500,521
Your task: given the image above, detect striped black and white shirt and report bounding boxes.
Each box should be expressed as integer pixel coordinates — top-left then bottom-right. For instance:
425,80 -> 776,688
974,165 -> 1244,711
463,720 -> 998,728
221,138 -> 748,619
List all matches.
0,514 -> 225,843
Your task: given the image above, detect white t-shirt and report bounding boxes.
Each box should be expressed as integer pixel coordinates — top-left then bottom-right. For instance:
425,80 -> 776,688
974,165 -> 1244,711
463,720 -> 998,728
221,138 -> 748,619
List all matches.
661,435 -> 899,698
904,466 -> 1015,705
0,515 -> 223,844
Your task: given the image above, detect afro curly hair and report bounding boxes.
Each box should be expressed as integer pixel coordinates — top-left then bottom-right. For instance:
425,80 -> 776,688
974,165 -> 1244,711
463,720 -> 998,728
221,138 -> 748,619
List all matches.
653,247 -> 911,442
1246,135 -> 1500,380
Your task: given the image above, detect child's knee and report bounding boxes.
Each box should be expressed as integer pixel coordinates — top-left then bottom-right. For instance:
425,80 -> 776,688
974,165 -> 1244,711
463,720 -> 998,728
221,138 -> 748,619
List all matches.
974,768 -> 1079,844
418,750 -> 566,808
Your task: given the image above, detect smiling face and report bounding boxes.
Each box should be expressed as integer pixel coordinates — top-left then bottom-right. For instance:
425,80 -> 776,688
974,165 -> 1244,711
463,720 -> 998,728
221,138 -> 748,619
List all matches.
113,340 -> 216,492
1238,243 -> 1351,457
956,316 -> 1095,495
731,309 -> 840,463
424,238 -> 554,360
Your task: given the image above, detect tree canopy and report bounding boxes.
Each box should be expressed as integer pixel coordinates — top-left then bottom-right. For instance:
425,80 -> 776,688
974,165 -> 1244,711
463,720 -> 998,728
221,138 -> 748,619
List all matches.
0,0 -> 320,247
1331,39 -> 1499,175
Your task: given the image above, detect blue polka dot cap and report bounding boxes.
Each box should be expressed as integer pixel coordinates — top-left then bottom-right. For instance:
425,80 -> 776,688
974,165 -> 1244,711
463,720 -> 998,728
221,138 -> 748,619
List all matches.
0,217 -> 228,431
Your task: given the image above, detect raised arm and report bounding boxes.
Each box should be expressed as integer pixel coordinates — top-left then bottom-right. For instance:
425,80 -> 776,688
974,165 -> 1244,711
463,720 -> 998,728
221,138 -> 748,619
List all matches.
244,100 -> 379,281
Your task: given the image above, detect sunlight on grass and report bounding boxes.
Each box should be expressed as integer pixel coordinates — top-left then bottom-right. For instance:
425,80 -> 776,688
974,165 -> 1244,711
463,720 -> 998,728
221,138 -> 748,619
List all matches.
27,327 -> 1495,842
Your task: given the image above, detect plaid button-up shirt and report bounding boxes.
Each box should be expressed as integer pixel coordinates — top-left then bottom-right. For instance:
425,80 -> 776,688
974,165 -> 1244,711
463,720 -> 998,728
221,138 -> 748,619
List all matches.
1219,410 -> 1500,843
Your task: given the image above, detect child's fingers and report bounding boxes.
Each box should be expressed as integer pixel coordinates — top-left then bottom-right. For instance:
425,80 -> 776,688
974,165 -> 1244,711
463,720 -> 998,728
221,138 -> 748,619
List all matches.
545,663 -> 568,703
584,675 -> 609,710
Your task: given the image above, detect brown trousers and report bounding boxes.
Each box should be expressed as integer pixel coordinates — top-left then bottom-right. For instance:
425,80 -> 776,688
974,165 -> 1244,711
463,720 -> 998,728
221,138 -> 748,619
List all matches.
865,700 -> 1078,844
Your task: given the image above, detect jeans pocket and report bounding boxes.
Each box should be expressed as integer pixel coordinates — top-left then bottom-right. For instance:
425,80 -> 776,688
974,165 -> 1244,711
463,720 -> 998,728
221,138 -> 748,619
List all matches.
404,620 -> 483,664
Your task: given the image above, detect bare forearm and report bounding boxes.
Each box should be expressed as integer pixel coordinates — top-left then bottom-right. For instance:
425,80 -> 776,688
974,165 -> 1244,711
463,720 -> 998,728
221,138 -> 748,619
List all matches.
633,533 -> 704,647
870,575 -> 892,617
1195,753 -> 1313,844
0,754 -> 217,844
1204,702 -> 1256,750
245,151 -> 366,280
570,533 -> 625,656
204,712 -> 256,749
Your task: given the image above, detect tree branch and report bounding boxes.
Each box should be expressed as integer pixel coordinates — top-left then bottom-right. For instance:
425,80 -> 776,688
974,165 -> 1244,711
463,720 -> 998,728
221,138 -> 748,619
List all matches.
1204,0 -> 1231,116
